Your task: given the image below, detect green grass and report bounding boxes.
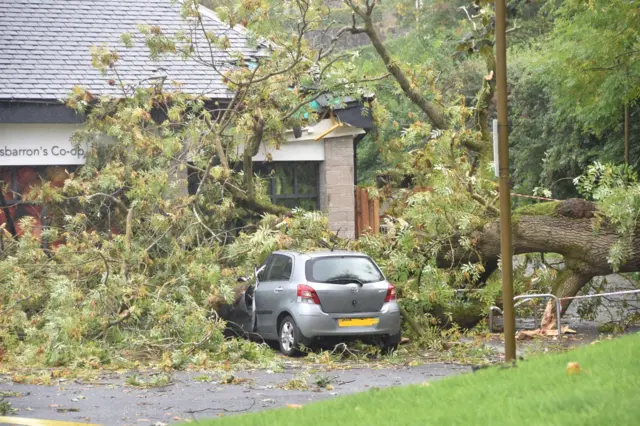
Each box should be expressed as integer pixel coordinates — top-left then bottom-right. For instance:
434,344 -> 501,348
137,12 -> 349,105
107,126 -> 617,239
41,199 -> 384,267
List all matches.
193,333 -> 640,426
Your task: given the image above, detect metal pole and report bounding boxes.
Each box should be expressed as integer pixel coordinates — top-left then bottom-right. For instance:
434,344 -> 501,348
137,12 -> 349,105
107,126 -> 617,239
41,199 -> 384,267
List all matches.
495,0 -> 516,363
555,298 -> 562,339
625,103 -> 630,165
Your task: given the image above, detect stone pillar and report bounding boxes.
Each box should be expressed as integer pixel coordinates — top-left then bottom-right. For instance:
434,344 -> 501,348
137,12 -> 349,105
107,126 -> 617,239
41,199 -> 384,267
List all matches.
320,136 -> 355,239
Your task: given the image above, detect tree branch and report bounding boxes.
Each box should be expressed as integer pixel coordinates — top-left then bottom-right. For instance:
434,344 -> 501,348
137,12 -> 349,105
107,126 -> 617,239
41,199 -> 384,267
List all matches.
343,0 -> 447,129
225,182 -> 289,216
470,193 -> 500,216
96,309 -> 132,339
121,206 -> 134,283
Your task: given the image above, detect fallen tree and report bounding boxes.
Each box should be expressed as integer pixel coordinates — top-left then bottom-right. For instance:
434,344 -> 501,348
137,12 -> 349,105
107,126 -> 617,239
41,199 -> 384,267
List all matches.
1,0 -> 637,369
449,198 -> 639,329
343,0 -> 640,333
0,0 -> 386,367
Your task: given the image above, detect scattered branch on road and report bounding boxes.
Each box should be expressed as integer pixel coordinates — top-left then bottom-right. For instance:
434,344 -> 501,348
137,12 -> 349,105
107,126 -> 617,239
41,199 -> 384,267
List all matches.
399,306 -> 424,338
185,398 -> 256,415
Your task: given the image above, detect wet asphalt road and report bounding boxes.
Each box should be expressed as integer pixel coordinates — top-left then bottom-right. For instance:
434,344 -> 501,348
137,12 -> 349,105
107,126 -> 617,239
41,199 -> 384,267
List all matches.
0,363 -> 470,425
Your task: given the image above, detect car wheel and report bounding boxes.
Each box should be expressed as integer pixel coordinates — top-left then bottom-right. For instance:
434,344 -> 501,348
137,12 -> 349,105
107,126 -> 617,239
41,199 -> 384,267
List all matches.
279,316 -> 304,357
380,331 -> 401,354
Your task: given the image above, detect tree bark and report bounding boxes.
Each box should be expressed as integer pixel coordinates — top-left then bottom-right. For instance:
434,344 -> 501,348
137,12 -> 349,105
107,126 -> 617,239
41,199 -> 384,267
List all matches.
540,269 -> 593,330
224,182 -> 289,216
435,199 -> 640,330
474,54 -> 497,157
243,115 -> 265,199
482,217 -> 640,275
121,206 -> 135,285
345,0 -> 447,130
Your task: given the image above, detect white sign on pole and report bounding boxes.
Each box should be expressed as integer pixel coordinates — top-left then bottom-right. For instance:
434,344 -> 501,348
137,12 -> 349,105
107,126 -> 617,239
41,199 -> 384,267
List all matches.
0,124 -> 88,166
492,119 -> 499,177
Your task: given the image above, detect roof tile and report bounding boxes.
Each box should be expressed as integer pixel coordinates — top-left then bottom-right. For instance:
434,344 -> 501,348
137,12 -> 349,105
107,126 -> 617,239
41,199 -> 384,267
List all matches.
1,0 -> 261,100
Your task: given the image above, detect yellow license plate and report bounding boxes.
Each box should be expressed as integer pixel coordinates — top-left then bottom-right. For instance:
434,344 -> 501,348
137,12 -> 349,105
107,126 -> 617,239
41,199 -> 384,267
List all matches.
338,318 -> 379,327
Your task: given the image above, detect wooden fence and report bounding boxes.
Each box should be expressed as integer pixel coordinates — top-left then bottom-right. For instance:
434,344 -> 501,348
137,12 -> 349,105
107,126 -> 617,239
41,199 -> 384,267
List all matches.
355,187 -> 380,238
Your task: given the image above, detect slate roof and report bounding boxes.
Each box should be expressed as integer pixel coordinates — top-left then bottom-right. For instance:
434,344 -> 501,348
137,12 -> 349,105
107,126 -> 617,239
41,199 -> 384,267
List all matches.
0,0 -> 262,101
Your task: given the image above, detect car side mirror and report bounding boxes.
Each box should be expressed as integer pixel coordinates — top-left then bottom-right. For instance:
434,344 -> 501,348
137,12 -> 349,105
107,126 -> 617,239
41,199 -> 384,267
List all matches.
237,276 -> 248,283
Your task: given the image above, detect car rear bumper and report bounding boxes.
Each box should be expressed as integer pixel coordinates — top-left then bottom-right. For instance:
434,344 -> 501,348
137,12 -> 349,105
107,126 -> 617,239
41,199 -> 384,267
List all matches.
292,302 -> 401,338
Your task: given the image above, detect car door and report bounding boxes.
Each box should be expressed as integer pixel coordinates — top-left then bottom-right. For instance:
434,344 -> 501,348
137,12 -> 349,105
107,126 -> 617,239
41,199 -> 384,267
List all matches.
251,255 -> 271,332
255,253 -> 293,337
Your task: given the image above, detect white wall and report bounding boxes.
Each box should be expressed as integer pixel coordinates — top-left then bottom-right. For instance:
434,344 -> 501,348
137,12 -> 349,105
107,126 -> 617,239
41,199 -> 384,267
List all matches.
250,139 -> 326,162
234,119 -> 365,162
0,123 -> 86,166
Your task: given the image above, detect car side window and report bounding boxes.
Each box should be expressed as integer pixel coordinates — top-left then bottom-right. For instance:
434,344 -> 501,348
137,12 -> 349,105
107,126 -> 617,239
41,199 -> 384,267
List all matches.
264,254 -> 293,282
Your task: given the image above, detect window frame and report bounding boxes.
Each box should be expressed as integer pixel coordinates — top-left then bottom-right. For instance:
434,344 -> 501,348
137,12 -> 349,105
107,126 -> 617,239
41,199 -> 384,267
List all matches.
259,161 -> 320,210
263,253 -> 294,282
305,255 -> 385,284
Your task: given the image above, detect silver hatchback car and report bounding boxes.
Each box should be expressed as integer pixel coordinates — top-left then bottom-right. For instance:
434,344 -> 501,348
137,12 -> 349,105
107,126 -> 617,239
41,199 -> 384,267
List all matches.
227,250 -> 402,356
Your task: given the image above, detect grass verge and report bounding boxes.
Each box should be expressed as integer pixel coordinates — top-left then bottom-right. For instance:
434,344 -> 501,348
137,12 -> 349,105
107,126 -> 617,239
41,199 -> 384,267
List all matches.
192,333 -> 639,426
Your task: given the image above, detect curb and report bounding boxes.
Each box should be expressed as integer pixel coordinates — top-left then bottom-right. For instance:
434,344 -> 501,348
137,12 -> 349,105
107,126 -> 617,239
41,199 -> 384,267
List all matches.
0,417 -> 100,426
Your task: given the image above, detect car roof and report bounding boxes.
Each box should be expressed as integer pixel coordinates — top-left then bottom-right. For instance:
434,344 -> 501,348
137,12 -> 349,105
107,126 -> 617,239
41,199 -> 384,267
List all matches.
274,249 -> 369,259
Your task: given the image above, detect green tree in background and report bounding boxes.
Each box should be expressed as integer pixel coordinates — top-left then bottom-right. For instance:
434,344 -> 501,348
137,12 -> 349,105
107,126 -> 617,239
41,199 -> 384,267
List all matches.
542,0 -> 639,142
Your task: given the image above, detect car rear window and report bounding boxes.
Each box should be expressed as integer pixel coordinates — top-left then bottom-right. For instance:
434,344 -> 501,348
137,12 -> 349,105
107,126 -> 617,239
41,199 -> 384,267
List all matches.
305,256 -> 384,284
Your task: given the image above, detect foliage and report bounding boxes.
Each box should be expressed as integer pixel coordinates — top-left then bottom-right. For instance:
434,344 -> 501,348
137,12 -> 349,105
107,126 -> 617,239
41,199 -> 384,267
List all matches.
125,374 -> 172,388
0,0 -> 513,367
0,206 -> 335,368
574,162 -> 640,271
3,0 -> 640,369
0,0 -> 371,368
507,0 -> 640,201
354,0 -> 639,204
347,0 -> 640,335
279,373 -> 311,391
509,54 -> 605,201
541,0 -> 640,137
353,0 -> 485,184
0,398 -> 16,416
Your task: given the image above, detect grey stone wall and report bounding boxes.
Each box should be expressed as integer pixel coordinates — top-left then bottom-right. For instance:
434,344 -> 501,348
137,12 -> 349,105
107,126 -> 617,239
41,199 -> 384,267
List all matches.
320,136 -> 355,239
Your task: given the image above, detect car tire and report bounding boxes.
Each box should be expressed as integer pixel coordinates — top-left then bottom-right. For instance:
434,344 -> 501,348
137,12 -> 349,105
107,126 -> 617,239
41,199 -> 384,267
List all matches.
380,331 -> 401,354
278,316 -> 304,357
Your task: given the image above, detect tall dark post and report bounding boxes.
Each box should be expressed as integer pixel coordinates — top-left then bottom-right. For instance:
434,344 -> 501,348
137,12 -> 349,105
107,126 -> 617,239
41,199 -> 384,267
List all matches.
625,103 -> 630,165
495,0 -> 516,363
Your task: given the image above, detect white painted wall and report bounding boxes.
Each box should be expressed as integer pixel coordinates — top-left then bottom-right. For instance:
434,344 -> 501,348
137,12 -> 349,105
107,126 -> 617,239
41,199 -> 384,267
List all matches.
0,123 -> 87,166
234,119 -> 365,162
248,139 -> 326,162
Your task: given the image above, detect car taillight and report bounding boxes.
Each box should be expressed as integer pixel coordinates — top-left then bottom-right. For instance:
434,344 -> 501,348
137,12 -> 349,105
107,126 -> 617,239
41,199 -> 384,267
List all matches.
297,284 -> 320,304
384,284 -> 396,302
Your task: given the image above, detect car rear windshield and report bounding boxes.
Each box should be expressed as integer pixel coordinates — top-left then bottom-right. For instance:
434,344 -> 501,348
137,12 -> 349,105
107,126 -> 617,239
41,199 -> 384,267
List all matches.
305,256 -> 384,284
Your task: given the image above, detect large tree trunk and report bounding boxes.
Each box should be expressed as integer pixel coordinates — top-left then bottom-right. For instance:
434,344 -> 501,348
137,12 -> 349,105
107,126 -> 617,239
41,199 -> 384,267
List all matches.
539,269 -> 593,330
437,199 -> 640,331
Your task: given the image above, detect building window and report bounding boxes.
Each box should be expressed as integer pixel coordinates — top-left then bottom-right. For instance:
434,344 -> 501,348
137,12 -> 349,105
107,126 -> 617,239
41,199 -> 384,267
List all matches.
258,162 -> 320,210
0,166 -> 77,237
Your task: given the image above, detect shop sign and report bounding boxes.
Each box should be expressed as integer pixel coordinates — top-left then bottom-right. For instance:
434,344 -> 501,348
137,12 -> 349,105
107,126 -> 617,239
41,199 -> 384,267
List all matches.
0,125 -> 88,166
